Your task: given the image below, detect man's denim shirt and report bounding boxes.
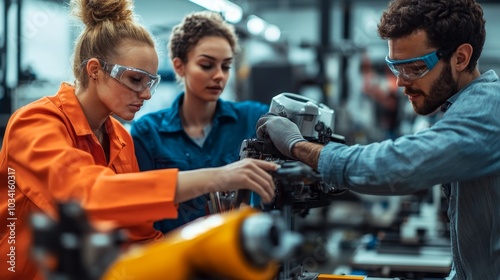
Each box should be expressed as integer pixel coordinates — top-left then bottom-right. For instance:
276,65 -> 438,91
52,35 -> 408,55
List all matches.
318,70 -> 500,280
131,93 -> 269,233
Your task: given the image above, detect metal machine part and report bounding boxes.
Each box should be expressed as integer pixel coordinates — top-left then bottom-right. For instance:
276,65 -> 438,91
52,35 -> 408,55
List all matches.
269,92 -> 336,141
240,93 -> 348,280
205,92 -> 348,280
241,212 -> 303,267
208,188 -> 250,214
31,202 -> 125,280
209,92 -> 346,215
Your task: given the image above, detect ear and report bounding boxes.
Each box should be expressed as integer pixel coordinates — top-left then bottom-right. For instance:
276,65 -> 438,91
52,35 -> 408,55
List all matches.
453,43 -> 474,72
172,57 -> 185,77
86,58 -> 101,79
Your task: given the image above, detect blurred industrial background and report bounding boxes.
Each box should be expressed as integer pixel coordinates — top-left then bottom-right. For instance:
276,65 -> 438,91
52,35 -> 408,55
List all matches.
2,0 -> 500,144
1,0 -> 499,278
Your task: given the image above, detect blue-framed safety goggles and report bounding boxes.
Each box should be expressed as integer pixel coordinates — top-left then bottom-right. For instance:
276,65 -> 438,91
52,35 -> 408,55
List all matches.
98,59 -> 161,95
385,48 -> 454,81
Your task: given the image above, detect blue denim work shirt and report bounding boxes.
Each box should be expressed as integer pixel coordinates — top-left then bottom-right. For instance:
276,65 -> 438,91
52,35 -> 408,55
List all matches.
131,93 -> 269,233
318,70 -> 500,280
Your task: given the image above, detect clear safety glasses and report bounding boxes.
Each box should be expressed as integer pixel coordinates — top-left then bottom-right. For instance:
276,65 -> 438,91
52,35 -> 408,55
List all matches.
98,59 -> 161,95
385,48 -> 455,81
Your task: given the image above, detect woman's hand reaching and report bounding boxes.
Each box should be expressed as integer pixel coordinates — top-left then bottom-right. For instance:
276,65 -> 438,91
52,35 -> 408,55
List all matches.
176,158 -> 279,203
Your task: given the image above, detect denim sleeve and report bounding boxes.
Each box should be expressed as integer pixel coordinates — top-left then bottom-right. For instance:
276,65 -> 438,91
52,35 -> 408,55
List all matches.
130,120 -> 156,171
318,87 -> 500,195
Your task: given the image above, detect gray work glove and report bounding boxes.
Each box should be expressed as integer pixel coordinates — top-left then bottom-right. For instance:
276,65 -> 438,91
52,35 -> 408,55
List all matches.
256,114 -> 306,159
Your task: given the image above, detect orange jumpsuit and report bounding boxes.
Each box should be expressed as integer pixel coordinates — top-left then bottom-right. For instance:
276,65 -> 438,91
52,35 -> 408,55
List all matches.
0,83 -> 179,280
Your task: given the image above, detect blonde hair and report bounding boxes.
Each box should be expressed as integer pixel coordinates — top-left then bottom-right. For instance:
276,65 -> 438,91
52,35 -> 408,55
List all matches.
71,0 -> 156,88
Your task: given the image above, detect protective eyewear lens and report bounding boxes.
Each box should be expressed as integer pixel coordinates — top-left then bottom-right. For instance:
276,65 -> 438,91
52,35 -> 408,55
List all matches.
117,68 -> 161,94
387,61 -> 430,81
385,48 -> 454,81
99,60 -> 161,95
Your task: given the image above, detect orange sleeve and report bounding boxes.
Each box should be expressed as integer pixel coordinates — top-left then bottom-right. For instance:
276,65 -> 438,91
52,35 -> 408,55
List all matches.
4,102 -> 178,227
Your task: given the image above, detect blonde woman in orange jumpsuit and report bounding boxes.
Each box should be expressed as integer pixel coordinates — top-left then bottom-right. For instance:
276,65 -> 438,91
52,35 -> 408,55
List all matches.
0,1 -> 277,279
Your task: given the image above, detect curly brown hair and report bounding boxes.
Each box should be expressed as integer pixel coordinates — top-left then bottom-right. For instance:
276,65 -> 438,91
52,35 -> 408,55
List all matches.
377,0 -> 486,72
168,11 -> 239,63
71,0 -> 156,88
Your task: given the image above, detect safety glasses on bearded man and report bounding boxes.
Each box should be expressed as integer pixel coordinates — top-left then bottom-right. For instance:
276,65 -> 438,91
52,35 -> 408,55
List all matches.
385,48 -> 456,81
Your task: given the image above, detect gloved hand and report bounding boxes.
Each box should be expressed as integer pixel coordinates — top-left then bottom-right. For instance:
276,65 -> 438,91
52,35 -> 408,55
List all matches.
256,114 -> 306,159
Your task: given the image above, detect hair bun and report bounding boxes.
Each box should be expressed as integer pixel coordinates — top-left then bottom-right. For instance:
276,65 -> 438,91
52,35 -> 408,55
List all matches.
73,0 -> 134,28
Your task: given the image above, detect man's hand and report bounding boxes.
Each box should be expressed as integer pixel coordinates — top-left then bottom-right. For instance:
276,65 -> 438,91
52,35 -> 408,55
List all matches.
256,115 -> 306,159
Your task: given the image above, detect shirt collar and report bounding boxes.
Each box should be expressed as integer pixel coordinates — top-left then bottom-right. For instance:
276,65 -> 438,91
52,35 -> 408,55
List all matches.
159,92 -> 239,132
441,70 -> 498,112
56,82 -> 125,144
57,82 -> 96,136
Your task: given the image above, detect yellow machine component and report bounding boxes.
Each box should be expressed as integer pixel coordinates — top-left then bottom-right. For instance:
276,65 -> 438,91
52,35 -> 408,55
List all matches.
32,203 -> 373,280
101,207 -> 279,280
317,275 -> 366,280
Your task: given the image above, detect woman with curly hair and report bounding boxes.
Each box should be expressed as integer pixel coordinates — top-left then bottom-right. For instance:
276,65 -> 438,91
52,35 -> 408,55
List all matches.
132,11 -> 270,233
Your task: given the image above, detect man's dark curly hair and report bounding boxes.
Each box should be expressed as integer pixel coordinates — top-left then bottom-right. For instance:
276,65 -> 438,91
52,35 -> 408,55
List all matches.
378,0 -> 485,72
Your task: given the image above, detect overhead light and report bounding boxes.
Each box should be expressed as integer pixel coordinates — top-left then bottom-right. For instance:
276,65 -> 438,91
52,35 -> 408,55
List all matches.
264,24 -> 281,42
189,0 -> 243,23
246,15 -> 266,35
220,1 -> 243,23
246,15 -> 281,43
189,0 -> 219,11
